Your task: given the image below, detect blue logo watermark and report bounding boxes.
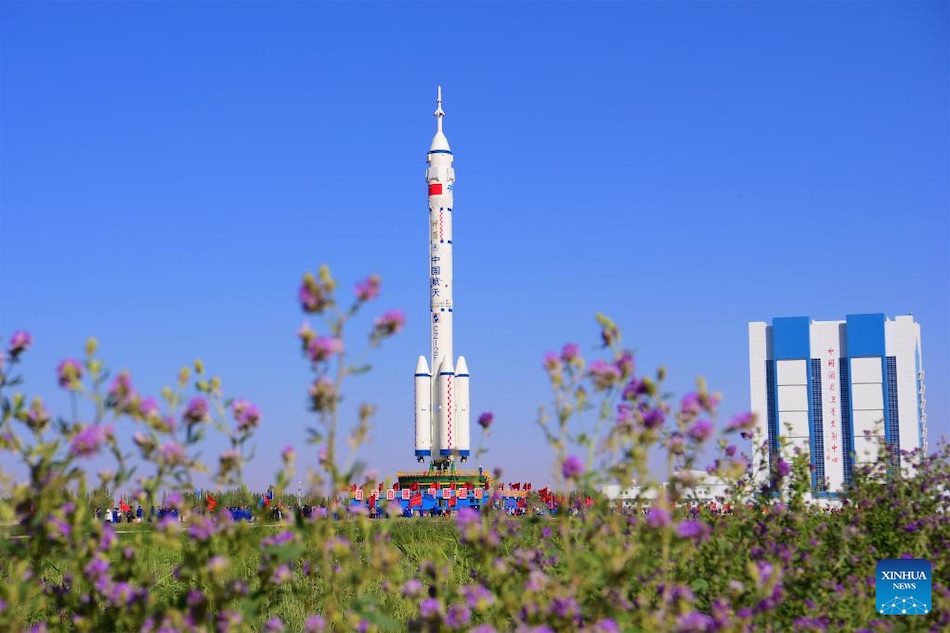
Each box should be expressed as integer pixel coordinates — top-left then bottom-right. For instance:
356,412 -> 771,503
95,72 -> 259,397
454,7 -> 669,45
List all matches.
876,559 -> 931,615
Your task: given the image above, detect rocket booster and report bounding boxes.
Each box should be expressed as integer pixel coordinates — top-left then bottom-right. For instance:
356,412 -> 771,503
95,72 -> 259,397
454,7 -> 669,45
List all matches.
413,87 -> 471,462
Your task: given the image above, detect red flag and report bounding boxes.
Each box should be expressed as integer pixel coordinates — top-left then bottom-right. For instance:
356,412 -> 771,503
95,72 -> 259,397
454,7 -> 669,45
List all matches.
409,493 -> 422,508
428,183 -> 442,196
449,495 -> 457,507
394,481 -> 400,490
411,482 -> 419,491
450,482 -> 457,490
378,483 -> 384,492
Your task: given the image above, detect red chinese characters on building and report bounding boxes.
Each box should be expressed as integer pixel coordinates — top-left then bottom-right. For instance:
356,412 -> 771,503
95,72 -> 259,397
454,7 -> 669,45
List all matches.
825,349 -> 840,464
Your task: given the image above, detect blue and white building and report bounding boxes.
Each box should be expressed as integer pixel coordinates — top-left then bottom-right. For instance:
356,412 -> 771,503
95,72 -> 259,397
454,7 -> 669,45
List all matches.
749,314 -> 927,496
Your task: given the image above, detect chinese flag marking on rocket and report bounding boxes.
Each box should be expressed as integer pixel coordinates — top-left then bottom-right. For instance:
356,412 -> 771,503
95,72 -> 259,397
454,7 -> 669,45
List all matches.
428,183 -> 442,196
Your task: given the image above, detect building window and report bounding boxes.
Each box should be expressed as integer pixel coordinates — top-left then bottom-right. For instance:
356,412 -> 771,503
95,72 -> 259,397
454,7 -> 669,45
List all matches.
840,358 -> 854,487
886,356 -> 901,469
766,360 -> 778,459
810,359 -> 827,492
765,360 -> 781,492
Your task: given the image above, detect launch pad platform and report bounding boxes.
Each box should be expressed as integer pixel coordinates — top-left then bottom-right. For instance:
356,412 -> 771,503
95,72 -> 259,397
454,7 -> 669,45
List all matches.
396,468 -> 491,491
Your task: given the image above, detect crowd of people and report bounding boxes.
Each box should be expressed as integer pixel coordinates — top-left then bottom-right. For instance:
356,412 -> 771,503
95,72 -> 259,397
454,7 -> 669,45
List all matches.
95,505 -> 180,523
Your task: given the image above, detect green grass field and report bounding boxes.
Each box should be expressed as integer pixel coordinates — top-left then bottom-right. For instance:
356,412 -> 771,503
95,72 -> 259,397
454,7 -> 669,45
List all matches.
4,517 -> 545,630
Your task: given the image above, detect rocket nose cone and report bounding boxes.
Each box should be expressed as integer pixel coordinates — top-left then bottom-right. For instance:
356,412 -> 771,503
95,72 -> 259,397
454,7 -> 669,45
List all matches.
429,132 -> 451,152
438,356 -> 455,374
415,355 -> 431,375
456,356 -> 469,375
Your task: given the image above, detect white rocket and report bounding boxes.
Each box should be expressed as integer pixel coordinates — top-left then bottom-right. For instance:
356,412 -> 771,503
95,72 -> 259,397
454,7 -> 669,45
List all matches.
414,87 -> 471,463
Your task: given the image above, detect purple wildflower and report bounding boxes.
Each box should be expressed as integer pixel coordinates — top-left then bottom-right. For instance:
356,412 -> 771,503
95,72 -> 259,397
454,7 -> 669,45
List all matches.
217,611 -> 244,630
46,517 -> 70,541
309,377 -> 337,412
756,560 -> 775,585
667,432 -> 686,454
182,396 -> 208,426
373,309 -> 406,338
647,506 -> 671,528
642,408 -> 665,429
138,397 -> 160,419
462,584 -> 495,610
676,519 -> 710,542
725,411 -> 755,432
186,588 -> 204,607
107,373 -> 136,408
616,403 -> 635,427
593,620 -> 620,633
543,351 -> 562,374
401,579 -> 423,598
354,275 -> 381,301
560,343 -> 580,362
270,563 -> 292,585
615,351 -> 634,377
307,336 -> 344,363
262,530 -> 295,548
622,378 -> 648,400
282,445 -> 296,462
420,597 -> 442,619
232,399 -> 261,432
589,359 -> 622,389
477,411 -> 494,430
525,570 -> 548,592
26,400 -> 51,431
455,506 -> 480,530
188,516 -> 215,541
264,617 -> 285,632
56,359 -> 83,389
7,330 -> 32,357
676,612 -> 716,632
69,424 -> 112,458
561,455 -> 584,480
776,458 -> 791,478
550,596 -> 580,620
298,276 -> 330,313
206,556 -> 228,576
688,419 -> 715,443
160,442 -> 186,466
304,615 -> 326,632
446,603 -> 471,628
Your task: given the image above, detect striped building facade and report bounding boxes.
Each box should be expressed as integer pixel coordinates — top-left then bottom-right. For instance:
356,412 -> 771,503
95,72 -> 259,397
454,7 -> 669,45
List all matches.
749,314 -> 927,497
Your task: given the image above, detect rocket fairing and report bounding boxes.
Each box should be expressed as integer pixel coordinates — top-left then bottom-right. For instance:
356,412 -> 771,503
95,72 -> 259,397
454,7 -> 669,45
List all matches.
413,87 -> 471,463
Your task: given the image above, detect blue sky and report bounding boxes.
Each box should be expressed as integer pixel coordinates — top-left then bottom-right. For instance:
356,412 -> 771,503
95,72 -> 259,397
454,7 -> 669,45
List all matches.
1,1 -> 947,493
